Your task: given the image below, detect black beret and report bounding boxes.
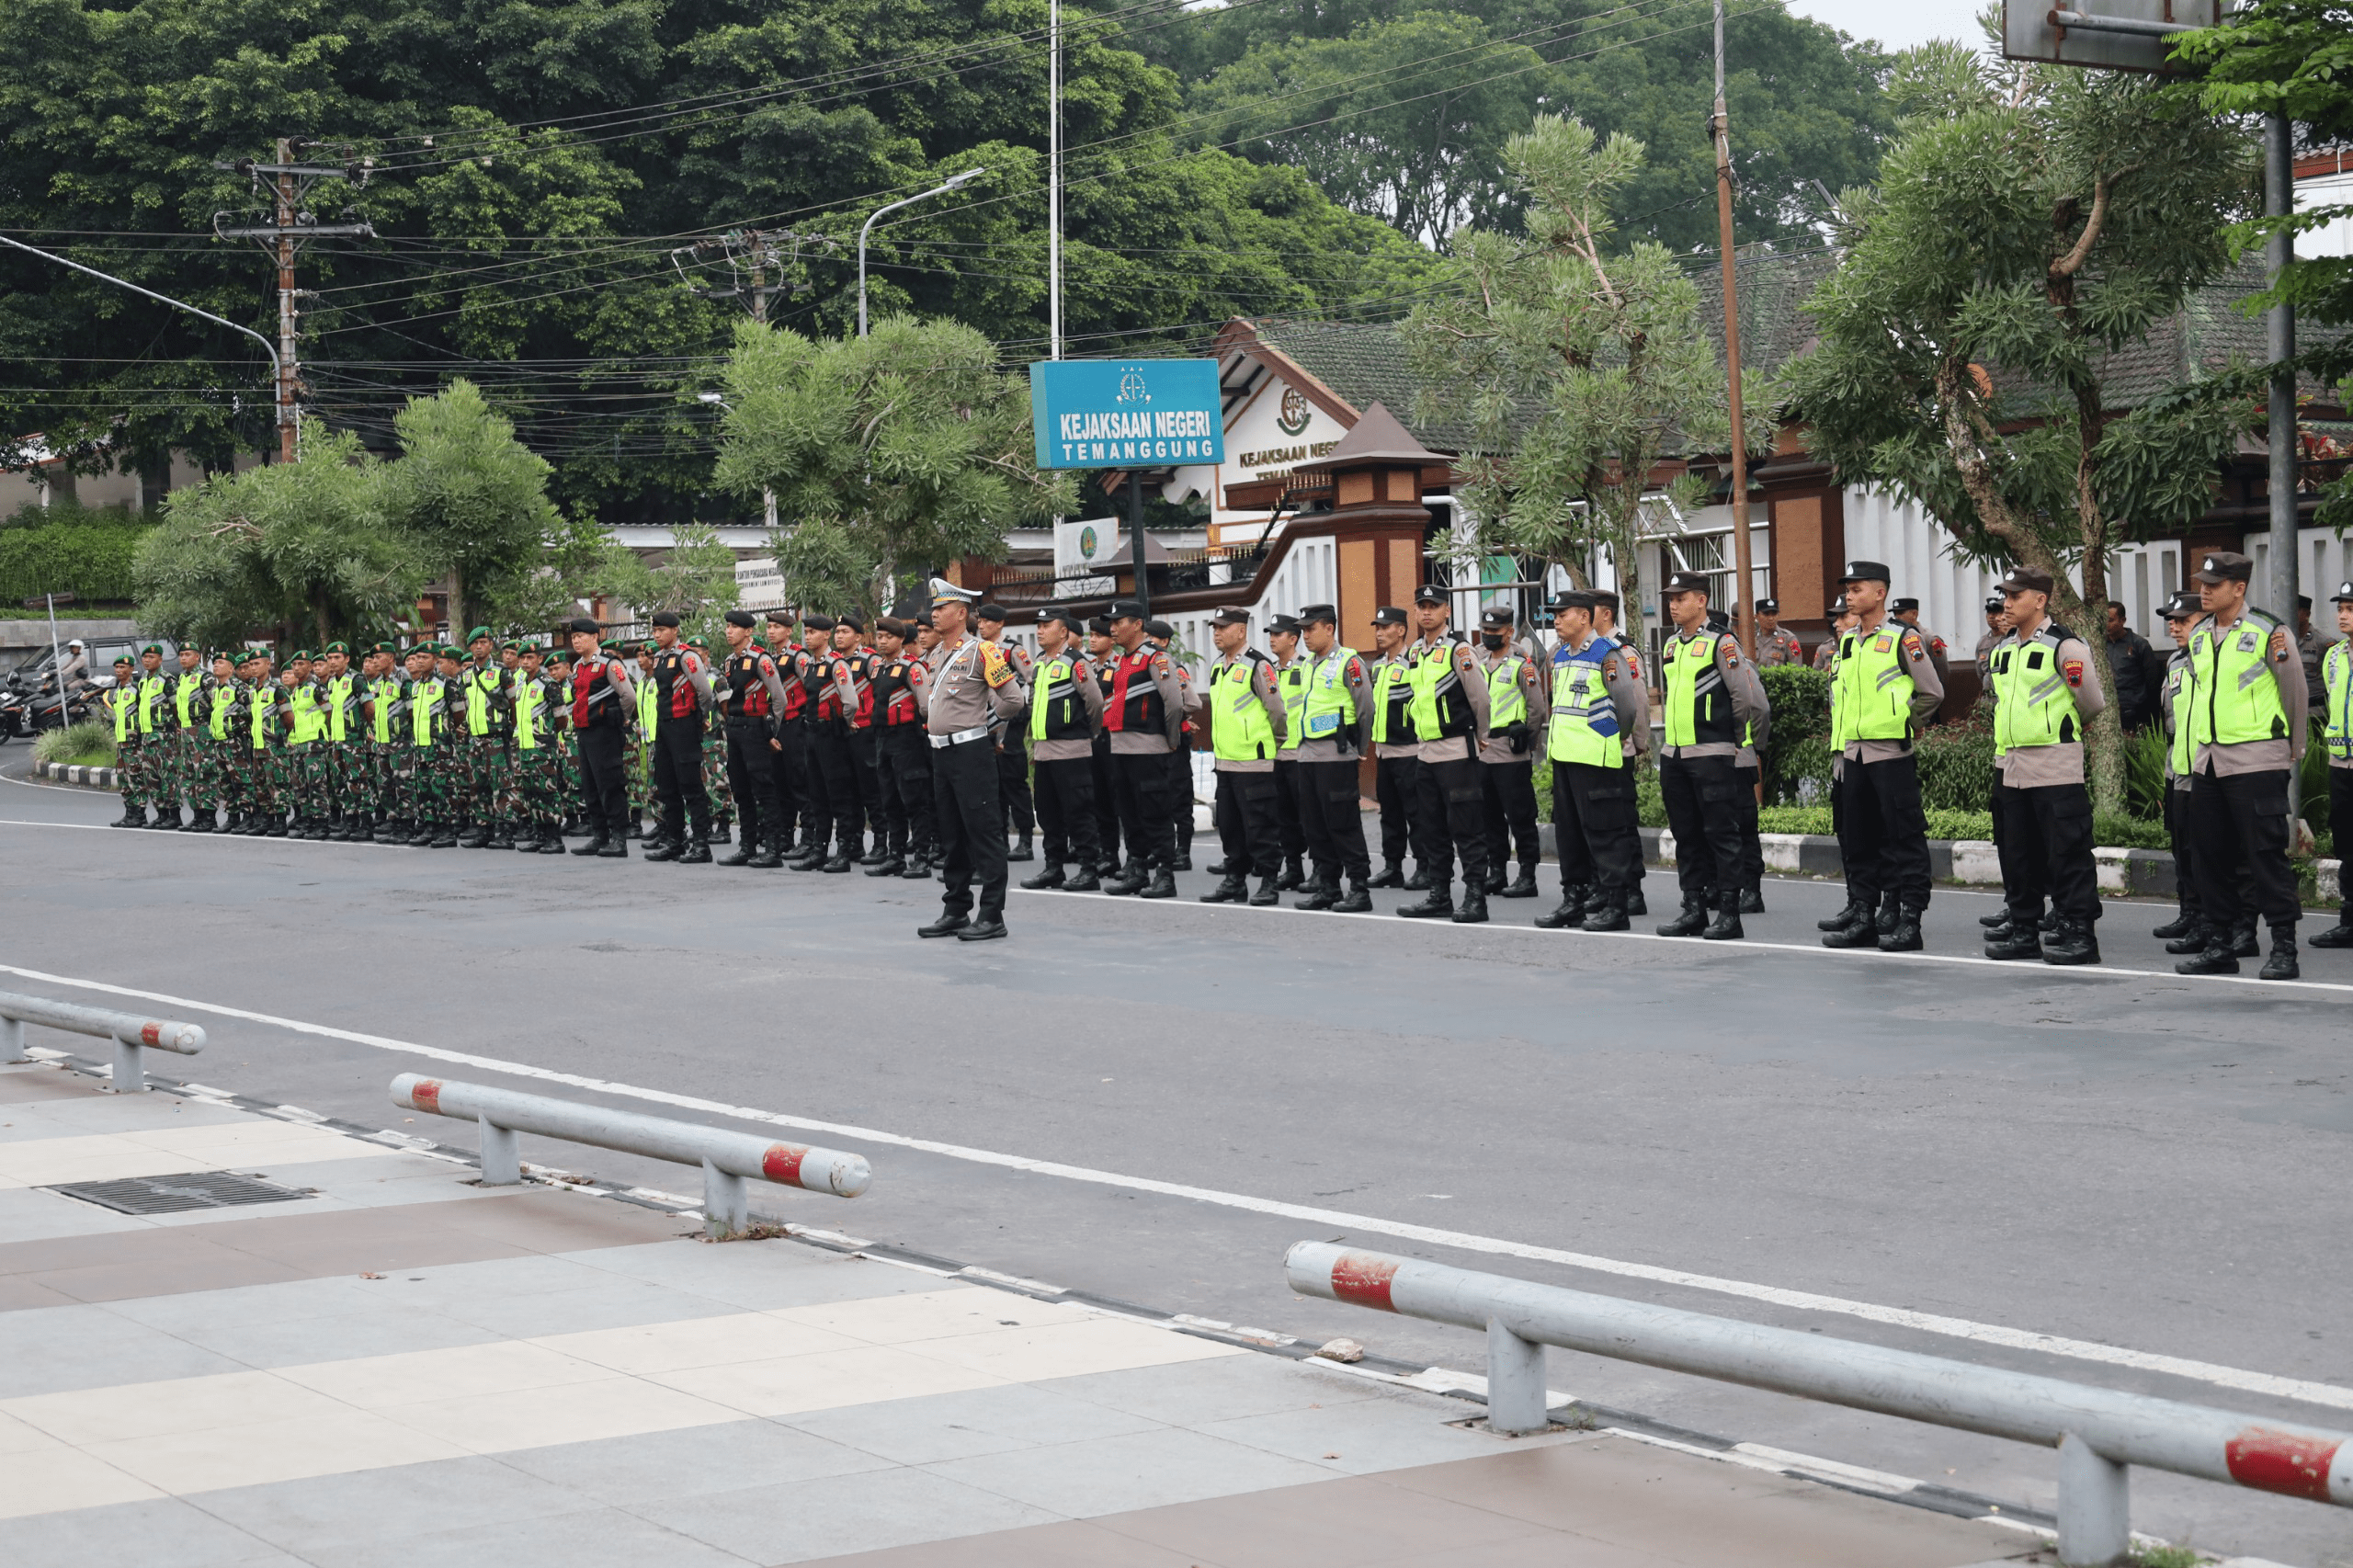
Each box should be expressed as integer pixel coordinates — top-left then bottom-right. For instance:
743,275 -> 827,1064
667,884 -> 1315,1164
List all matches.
723,608 -> 756,628
802,613 -> 835,631
974,602 -> 1007,621
836,614 -> 863,633
765,609 -> 794,625
1143,619 -> 1174,640
566,617 -> 601,635
651,610 -> 682,628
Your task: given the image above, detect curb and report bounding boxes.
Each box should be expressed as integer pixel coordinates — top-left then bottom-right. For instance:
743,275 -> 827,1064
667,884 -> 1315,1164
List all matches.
32,758 -> 121,790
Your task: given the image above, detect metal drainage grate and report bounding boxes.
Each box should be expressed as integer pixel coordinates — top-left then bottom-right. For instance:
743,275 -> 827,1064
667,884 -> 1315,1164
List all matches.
45,1171 -> 313,1215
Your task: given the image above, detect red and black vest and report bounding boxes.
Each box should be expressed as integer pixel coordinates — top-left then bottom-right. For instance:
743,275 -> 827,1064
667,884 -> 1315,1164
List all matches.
1104,650 -> 1164,734
807,648 -> 843,722
652,644 -> 699,722
871,659 -> 921,727
722,650 -> 772,719
572,659 -> 625,731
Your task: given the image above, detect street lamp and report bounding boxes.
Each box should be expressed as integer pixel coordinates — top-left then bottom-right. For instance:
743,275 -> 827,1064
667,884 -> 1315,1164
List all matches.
699,392 -> 778,535
858,168 -> 987,338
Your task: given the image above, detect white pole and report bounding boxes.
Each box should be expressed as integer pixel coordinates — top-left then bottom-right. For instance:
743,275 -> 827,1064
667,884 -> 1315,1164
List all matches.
45,593 -> 62,723
1050,0 -> 1063,362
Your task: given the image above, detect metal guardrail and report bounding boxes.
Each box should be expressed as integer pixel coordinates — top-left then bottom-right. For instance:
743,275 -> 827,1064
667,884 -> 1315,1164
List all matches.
1287,1243 -> 2351,1568
391,1074 -> 871,1238
0,990 -> 206,1094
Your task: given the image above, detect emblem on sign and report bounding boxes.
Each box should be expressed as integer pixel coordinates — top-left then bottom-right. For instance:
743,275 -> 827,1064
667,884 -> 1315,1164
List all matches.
1118,369 -> 1148,403
1079,525 -> 1098,560
1278,386 -> 1312,436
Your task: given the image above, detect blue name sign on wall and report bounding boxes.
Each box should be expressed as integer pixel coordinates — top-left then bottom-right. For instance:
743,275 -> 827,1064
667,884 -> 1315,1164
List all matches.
1029,359 -> 1225,471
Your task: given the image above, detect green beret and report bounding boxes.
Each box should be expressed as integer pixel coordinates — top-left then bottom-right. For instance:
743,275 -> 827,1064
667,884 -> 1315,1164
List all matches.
368,641 -> 395,654
467,626 -> 492,643
292,650 -> 313,663
141,642 -> 162,655
112,654 -> 133,666
599,642 -> 620,656
500,640 -> 521,653
324,641 -> 348,655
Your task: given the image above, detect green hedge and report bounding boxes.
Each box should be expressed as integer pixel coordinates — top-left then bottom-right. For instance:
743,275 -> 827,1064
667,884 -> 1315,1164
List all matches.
0,505 -> 152,605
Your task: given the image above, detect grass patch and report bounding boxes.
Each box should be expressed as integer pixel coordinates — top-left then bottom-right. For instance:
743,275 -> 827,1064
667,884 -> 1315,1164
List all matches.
2128,1545 -> 2202,1568
31,719 -> 116,768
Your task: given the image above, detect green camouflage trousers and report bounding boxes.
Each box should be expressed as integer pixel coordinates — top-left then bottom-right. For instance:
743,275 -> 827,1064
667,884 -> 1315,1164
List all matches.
460,733 -> 511,824
700,729 -> 732,829
627,733 -> 651,814
504,744 -> 566,828
117,733 -> 157,808
397,745 -> 460,826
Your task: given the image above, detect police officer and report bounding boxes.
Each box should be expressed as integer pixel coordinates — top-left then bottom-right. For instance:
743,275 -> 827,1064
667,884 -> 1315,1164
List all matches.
1728,626 -> 1770,914
2311,582 -> 2353,949
1400,585 -> 1493,923
2176,551 -> 2307,979
1891,597 -> 1949,686
716,608 -> 790,867
1821,561 -> 1943,952
1474,606 -> 1546,898
1290,604 -> 1374,912
2149,592 -> 2211,951
2298,594 -> 2336,707
1655,572 -> 1763,940
761,609 -> 810,858
1753,599 -> 1804,667
1367,606 -> 1421,888
565,618 -> 635,857
1100,601 -> 1188,898
791,613 -> 844,865
1019,608 -> 1105,892
1813,596 -> 1853,672
1086,615 -> 1126,878
642,611 -> 717,863
1145,619 -> 1200,871
1981,566 -> 2105,964
1973,591 -> 2010,687
919,579 -> 1025,940
1200,606 -> 1289,906
1535,590 -> 1646,931
824,616 -> 883,869
975,603 -> 1037,863
1258,613 -> 1311,890
868,617 -> 936,878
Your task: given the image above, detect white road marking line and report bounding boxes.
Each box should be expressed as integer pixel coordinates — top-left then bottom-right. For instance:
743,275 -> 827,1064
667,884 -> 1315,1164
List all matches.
1006,887 -> 2353,995
3,960 -> 2347,1415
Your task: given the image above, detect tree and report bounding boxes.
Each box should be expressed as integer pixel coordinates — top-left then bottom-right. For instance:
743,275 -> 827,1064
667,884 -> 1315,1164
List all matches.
132,425 -> 424,650
375,379 -> 562,638
1777,40 -> 2256,811
1404,113 -> 1745,624
598,521 -> 741,650
712,313 -> 1073,623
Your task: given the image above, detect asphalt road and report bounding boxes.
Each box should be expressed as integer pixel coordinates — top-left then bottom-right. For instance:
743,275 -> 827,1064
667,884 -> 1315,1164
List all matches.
5,756 -> 2350,1565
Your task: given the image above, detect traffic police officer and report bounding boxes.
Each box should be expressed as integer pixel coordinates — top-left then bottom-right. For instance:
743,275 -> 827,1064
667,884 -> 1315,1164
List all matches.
1535,589 -> 1647,930
1292,602 -> 1375,912
1981,565 -> 2105,965
2310,582 -> 2353,949
1368,607 -> 1421,888
919,579 -> 1024,940
1200,606 -> 1289,906
1655,572 -> 1763,940
975,603 -> 1037,863
1474,606 -> 1546,899
1973,591 -> 2009,686
1821,561 -> 1943,952
1019,608 -> 1106,892
1399,584 -> 1493,923
1086,615 -> 1125,876
2150,591 -> 2211,951
1266,612 -> 1311,890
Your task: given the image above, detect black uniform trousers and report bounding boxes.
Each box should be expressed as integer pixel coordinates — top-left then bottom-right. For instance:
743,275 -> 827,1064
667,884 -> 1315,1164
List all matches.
1480,758 -> 1541,875
1090,733 -> 1124,869
1272,758 -> 1308,865
1290,759 -> 1335,876
875,725 -> 935,858
723,718 -> 779,849
807,723 -> 861,853
1303,757 -> 1371,882
2162,783 -> 2199,915
2331,768 -> 2353,908
1992,776 -> 2098,922
1407,752 -> 1488,890
847,728 -> 882,846
1375,754 -> 1425,871
1842,750 -> 1932,912
1551,759 -> 1641,897
1110,748 -> 1179,870
1733,763 -> 1764,891
1166,747 -> 1195,857
1658,753 -> 1747,909
766,721 -> 801,849
997,728 -> 1034,840
2189,767 -> 2299,928
1212,768 -> 1281,881
574,725 -> 630,841
782,720 -> 827,848
1031,756 -> 1099,870
653,712 -> 710,842
932,734 -> 1006,920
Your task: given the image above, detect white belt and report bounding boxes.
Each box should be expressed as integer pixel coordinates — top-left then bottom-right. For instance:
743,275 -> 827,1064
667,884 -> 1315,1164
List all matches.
930,724 -> 991,748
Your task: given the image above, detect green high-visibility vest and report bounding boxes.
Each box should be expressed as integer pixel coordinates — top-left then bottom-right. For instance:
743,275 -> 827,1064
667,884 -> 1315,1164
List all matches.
634,679 -> 657,735
1210,658 -> 1276,762
286,683 -> 321,746
2325,642 -> 2353,762
111,686 -> 134,743
1989,625 -> 2079,751
1484,653 -> 1529,731
514,676 -> 544,750
248,682 -> 278,751
1028,655 -> 1088,742
1299,645 -> 1358,744
174,670 -> 204,728
411,677 -> 445,747
1831,620 -> 1914,744
369,677 -> 402,744
1371,658 -> 1416,745
1278,659 -> 1311,747
135,670 -> 166,733
1662,631 -> 1738,748
2163,658 -> 2192,776
209,679 -> 239,742
2186,610 -> 2289,750
464,665 -> 498,736
1546,641 -> 1623,768
322,674 -> 354,742
1406,641 -> 1473,741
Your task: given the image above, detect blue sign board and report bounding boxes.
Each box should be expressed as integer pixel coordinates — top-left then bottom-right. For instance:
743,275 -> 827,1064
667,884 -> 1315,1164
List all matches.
1029,358 -> 1224,471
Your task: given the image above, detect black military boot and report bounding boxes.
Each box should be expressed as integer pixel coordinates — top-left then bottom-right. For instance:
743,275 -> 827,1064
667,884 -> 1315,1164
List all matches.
426,824 -> 457,848
642,834 -> 681,861
1368,861 -> 1404,889
1984,915 -> 2043,960
186,812 -> 213,834
1818,896 -> 1870,933
1820,906 -> 1879,949
1022,863 -> 1067,891
1249,875 -> 1281,907
718,835 -> 756,867
1626,881 -> 1648,916
1452,884 -> 1490,924
784,843 -> 824,869
1063,864 -> 1102,892
457,822 -> 487,848
1738,882 -> 1766,915
1396,885 -> 1453,918
1332,879 -> 1373,915
1203,857 -> 1230,877
1979,909 -> 2011,929
511,825 -> 540,852
1534,885 -> 1589,930
1277,857 -> 1307,892
2175,932 -> 2240,975
820,847 -> 852,871
2041,917 -> 2100,966
1403,865 -> 1432,892
597,835 -> 627,858
1877,905 -> 1926,952
1581,892 -> 1631,932
572,832 -> 608,857
1007,834 -> 1034,864
1702,895 -> 1744,941
2260,923 -> 2301,981
1140,866 -> 1177,899
708,823 -> 732,845
1482,866 -> 1507,896
1655,901 -> 1708,937
2307,912 -> 2353,949
1876,891 -> 1899,935
1102,861 -> 1147,896
1294,869 -> 1339,912
1499,865 -> 1540,900
488,822 -> 515,850
1199,874 -> 1246,903
678,837 -> 713,864
2150,908 -> 2199,940
111,801 -> 142,828
2229,916 -> 2261,959
2165,917 -> 2215,956
538,828 -> 568,854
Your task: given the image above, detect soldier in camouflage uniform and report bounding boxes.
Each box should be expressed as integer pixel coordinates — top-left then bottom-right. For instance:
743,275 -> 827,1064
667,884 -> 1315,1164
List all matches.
688,633 -> 733,843
505,644 -> 570,852
280,651 -> 327,837
240,650 -> 287,836
205,653 -> 246,831
455,628 -> 514,848
105,656 -> 144,827
358,643 -> 404,840
627,642 -> 657,836
164,644 -> 209,828
314,642 -> 363,839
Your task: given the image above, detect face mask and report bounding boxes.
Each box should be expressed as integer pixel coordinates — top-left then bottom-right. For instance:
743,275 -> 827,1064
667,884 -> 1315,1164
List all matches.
1481,633 -> 1506,652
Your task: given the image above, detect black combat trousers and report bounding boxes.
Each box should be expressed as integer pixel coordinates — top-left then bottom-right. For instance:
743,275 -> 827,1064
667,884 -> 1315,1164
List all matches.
1995,776 -> 2098,923
2190,767 -> 2299,928
1303,758 -> 1370,883
1408,752 -> 1488,892
847,727 -> 882,847
876,725 -> 935,859
723,718 -> 779,850
1659,753 -> 1748,909
807,723 -> 860,854
1480,758 -> 1541,876
1165,746 -> 1195,859
1273,758 -> 1308,866
1375,753 -> 1425,871
932,734 -> 1006,920
1733,763 -> 1764,891
653,713 -> 710,843
1090,733 -> 1124,869
1843,750 -> 1932,912
1212,768 -> 1281,880
1032,756 -> 1099,870
1552,759 -> 1641,897
997,727 -> 1034,841
1111,748 -> 1178,869
574,725 -> 630,841
773,719 -> 815,849
2162,784 -> 2198,917
765,720 -> 801,850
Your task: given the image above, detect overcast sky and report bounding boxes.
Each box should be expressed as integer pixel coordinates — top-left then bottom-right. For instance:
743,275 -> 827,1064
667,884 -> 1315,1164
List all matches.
1783,0 -> 1988,53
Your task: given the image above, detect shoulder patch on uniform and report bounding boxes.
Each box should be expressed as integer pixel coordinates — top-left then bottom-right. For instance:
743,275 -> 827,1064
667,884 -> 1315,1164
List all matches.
2063,658 -> 2084,687
1152,653 -> 1171,679
2271,629 -> 2292,663
1345,657 -> 1365,681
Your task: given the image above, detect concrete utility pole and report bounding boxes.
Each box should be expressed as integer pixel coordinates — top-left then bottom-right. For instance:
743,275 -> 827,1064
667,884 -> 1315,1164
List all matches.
2264,113 -> 2301,825
1050,0 -> 1063,363
213,139 -> 373,461
1712,0 -> 1756,659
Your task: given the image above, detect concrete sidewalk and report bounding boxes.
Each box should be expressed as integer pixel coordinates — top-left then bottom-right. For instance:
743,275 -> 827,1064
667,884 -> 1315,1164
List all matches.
0,1057 -> 2045,1568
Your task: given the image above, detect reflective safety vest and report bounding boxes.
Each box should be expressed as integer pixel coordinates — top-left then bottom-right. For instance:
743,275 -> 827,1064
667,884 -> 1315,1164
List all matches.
2163,656 -> 2193,776
513,676 -> 546,750
1029,655 -> 1089,742
110,685 -> 135,744
2325,641 -> 2353,762
369,676 -> 403,744
208,679 -> 240,743
1371,656 -> 1416,745
173,670 -> 205,729
1300,645 -> 1358,744
635,678 -> 658,736
1661,631 -> 1738,748
322,674 -> 355,742
1406,640 -> 1473,741
1103,650 -> 1165,733
1547,639 -> 1623,768
1210,658 -> 1276,762
1831,619 -> 1915,744
1484,653 -> 1529,731
2187,610 -> 2290,750
136,670 -> 167,733
1989,625 -> 2079,751
286,682 -> 322,746
463,666 -> 501,736
1277,659 -> 1311,749
248,682 -> 279,751
409,677 -> 446,747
